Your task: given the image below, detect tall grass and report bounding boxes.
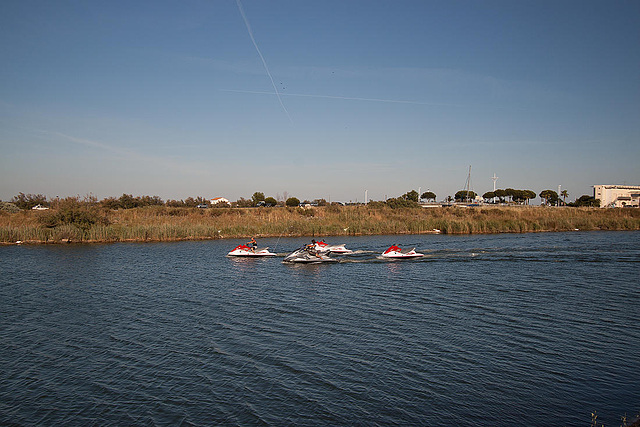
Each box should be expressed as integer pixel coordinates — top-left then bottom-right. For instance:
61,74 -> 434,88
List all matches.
1,205 -> 639,244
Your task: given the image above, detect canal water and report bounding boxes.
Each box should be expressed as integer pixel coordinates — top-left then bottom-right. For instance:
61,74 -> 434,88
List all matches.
1,231 -> 639,426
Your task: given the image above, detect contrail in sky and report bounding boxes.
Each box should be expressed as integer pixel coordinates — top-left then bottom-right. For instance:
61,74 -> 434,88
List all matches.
222,89 -> 466,108
49,131 -> 130,155
45,131 -> 211,177
235,0 -> 293,123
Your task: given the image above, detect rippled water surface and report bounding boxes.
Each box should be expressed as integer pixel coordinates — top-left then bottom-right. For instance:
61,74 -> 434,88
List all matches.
1,231 -> 639,426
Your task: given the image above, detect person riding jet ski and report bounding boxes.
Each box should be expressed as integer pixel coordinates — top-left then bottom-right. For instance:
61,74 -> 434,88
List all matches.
305,239 -> 322,258
246,237 -> 257,252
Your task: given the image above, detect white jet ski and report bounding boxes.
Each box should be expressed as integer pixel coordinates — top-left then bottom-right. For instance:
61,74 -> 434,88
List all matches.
283,246 -> 338,263
227,245 -> 276,257
380,245 -> 424,259
314,240 -> 352,254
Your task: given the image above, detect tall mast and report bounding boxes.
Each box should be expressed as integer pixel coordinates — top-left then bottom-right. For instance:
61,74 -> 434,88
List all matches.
464,165 -> 472,202
492,173 -> 498,203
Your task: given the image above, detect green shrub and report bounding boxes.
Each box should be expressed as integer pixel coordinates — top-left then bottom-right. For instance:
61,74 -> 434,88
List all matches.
286,197 -> 300,207
38,198 -> 108,231
0,202 -> 21,213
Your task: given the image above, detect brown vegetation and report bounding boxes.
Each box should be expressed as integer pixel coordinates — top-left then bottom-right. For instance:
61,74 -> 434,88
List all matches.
1,205 -> 639,244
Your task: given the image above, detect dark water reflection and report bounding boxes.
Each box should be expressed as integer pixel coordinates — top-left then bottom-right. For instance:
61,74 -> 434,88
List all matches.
1,231 -> 639,426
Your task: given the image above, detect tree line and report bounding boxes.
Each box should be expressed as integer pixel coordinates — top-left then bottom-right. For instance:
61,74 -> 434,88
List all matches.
481,189 -> 537,204
375,188 -> 599,208
3,192 -> 330,211
2,188 -> 603,212
4,193 -> 213,210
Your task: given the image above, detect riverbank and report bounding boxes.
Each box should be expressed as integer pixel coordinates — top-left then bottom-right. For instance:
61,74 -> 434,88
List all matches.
1,205 -> 639,244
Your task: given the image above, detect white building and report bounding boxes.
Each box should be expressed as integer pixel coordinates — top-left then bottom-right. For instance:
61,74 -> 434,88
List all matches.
593,185 -> 640,208
210,197 -> 230,206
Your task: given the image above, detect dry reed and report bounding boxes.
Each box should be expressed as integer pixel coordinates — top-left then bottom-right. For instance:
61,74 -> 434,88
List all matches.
1,205 -> 639,244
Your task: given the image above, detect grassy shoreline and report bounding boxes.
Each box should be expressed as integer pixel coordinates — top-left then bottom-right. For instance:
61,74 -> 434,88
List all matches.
1,205 -> 639,244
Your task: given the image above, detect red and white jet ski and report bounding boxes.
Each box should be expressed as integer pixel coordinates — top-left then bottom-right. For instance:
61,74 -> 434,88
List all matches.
380,245 -> 424,259
314,240 -> 352,254
227,245 -> 276,257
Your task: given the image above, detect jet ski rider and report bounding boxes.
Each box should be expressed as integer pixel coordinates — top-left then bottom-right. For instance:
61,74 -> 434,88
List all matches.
247,237 -> 257,253
305,239 -> 322,258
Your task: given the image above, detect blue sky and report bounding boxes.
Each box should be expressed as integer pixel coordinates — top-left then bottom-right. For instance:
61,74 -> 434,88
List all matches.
1,0 -> 638,203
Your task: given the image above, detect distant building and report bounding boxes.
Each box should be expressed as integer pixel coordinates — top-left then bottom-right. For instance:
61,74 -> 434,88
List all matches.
210,197 -> 230,206
593,185 -> 640,208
